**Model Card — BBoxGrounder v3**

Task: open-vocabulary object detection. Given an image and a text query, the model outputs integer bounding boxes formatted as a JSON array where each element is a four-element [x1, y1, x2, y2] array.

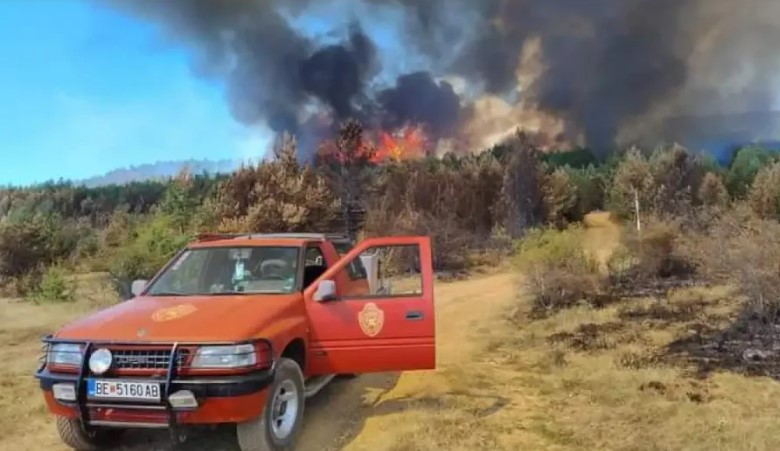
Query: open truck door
[[304, 236, 435, 375]]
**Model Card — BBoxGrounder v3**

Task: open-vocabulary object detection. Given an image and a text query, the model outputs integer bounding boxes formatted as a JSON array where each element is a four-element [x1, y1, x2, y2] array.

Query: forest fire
[[317, 124, 429, 165], [372, 125, 428, 163]]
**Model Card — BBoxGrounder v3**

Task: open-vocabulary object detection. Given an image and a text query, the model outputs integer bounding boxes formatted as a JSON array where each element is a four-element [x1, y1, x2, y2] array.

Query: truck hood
[[54, 294, 303, 342]]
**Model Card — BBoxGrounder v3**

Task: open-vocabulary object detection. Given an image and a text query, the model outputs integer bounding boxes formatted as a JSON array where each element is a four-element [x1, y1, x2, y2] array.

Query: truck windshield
[[145, 246, 299, 296]]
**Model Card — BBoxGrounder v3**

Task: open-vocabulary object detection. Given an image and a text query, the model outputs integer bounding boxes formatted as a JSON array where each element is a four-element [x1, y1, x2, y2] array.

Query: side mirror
[[131, 280, 148, 297], [313, 280, 338, 303]]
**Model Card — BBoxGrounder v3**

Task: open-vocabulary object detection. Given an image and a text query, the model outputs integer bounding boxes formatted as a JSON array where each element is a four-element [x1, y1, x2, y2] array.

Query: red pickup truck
[[35, 233, 436, 451]]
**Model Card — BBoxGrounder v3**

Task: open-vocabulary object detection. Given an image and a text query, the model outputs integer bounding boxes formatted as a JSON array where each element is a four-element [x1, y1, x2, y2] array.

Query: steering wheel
[[260, 259, 289, 280]]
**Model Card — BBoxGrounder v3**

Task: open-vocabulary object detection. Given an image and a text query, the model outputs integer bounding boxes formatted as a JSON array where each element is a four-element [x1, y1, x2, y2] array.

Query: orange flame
[[315, 124, 428, 165], [372, 125, 427, 163]]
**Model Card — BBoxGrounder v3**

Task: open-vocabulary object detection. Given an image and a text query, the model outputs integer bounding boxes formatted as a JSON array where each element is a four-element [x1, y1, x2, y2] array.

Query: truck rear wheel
[[56, 416, 122, 450], [237, 358, 305, 451]]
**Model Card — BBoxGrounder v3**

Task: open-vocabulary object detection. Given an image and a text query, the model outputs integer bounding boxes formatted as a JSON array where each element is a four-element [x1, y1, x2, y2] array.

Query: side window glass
[[333, 241, 367, 281], [339, 244, 422, 298], [303, 246, 327, 289], [305, 247, 326, 267]]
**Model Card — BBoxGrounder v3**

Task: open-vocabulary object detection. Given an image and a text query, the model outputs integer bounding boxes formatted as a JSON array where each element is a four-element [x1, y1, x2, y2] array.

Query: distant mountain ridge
[[80, 158, 243, 187]]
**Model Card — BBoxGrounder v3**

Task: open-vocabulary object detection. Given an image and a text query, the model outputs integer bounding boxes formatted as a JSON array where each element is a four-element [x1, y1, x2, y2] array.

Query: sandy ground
[[0, 270, 519, 451]]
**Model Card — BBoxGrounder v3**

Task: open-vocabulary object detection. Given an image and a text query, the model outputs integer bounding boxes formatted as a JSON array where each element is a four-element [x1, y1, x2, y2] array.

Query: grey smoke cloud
[[104, 0, 780, 155]]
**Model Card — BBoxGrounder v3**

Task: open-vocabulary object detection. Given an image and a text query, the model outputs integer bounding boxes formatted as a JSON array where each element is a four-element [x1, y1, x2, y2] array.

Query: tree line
[[2, 119, 780, 304]]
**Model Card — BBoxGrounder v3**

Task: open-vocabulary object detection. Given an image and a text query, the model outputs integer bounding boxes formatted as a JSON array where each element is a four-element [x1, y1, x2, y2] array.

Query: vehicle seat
[[303, 265, 327, 289]]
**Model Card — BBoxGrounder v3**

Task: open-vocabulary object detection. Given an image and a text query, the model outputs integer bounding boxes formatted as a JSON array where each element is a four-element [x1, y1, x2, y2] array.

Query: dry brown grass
[[334, 214, 780, 450], [0, 273, 119, 450], [335, 278, 780, 451]]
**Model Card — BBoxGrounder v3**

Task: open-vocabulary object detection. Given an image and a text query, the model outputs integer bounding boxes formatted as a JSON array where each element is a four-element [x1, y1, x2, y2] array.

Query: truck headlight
[[47, 343, 83, 367], [191, 344, 256, 369]]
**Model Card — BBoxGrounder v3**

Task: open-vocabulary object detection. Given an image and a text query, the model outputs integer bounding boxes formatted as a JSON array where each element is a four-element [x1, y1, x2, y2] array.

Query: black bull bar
[[35, 336, 276, 441]]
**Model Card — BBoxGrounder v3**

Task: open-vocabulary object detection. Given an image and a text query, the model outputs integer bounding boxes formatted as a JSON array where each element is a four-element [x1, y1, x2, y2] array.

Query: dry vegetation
[[6, 212, 780, 450], [4, 124, 780, 449], [328, 215, 780, 451], [0, 274, 119, 450]]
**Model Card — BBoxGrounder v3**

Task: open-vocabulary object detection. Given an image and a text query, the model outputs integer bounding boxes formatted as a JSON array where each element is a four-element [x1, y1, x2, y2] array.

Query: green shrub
[[565, 165, 606, 221], [541, 147, 598, 169], [725, 145, 776, 198], [515, 227, 603, 314], [71, 219, 101, 264], [28, 265, 77, 304], [542, 168, 577, 227], [102, 208, 135, 249], [0, 212, 80, 289], [109, 214, 191, 283]]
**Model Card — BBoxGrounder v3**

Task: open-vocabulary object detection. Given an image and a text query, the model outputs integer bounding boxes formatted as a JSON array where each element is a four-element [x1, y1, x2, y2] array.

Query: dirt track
[[0, 271, 517, 451]]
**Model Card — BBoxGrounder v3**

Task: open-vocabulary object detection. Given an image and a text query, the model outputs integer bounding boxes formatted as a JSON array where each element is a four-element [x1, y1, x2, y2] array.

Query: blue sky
[[0, 0, 272, 186], [0, 0, 415, 187]]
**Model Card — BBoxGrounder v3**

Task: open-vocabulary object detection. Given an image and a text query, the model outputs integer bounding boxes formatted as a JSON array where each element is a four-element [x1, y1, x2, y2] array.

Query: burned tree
[[496, 131, 546, 237], [316, 119, 376, 238]]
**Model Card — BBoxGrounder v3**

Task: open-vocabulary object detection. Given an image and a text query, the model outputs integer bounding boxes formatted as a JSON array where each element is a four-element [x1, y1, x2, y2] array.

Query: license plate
[[87, 379, 161, 402]]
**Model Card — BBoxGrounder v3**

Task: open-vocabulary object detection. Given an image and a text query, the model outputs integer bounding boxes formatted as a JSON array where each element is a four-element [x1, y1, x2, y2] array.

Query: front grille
[[110, 349, 190, 370]]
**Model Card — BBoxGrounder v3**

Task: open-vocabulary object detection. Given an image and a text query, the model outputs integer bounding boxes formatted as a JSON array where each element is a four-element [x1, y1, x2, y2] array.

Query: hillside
[[79, 158, 242, 187]]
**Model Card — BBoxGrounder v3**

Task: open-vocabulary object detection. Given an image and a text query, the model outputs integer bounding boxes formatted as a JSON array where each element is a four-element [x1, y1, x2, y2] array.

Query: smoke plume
[[104, 0, 780, 158]]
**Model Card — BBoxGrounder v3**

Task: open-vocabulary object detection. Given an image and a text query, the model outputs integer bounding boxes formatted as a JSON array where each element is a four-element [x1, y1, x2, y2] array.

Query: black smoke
[[299, 24, 377, 121], [447, 0, 698, 150], [103, 0, 780, 156], [378, 72, 461, 138], [103, 0, 464, 156], [443, 0, 780, 152]]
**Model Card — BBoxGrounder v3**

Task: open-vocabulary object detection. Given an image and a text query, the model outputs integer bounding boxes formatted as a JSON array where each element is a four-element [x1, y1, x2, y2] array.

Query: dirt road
[[0, 271, 520, 451]]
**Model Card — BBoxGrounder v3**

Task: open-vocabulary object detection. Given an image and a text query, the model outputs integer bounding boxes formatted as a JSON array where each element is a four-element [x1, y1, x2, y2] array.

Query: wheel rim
[[269, 379, 299, 440]]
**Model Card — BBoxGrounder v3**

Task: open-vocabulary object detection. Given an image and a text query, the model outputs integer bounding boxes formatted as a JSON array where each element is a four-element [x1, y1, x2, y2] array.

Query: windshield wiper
[[149, 291, 186, 297]]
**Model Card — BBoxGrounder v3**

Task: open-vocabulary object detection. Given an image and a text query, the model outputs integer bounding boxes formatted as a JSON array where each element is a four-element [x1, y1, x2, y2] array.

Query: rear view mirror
[[313, 280, 337, 302], [131, 280, 148, 297]]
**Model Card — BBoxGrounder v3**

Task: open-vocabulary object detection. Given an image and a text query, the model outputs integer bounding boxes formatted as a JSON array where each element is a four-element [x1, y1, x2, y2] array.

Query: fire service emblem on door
[[358, 302, 385, 337]]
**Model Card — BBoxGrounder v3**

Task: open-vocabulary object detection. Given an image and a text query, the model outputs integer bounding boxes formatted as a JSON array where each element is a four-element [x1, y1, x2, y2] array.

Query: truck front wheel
[[56, 416, 122, 450], [237, 358, 305, 451]]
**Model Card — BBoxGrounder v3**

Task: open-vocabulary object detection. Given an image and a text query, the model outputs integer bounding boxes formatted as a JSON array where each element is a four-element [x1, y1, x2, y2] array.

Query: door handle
[[405, 310, 424, 321]]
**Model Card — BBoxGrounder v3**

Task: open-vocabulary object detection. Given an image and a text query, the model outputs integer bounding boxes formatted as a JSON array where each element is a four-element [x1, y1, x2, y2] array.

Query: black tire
[[237, 358, 305, 451], [56, 416, 123, 450]]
